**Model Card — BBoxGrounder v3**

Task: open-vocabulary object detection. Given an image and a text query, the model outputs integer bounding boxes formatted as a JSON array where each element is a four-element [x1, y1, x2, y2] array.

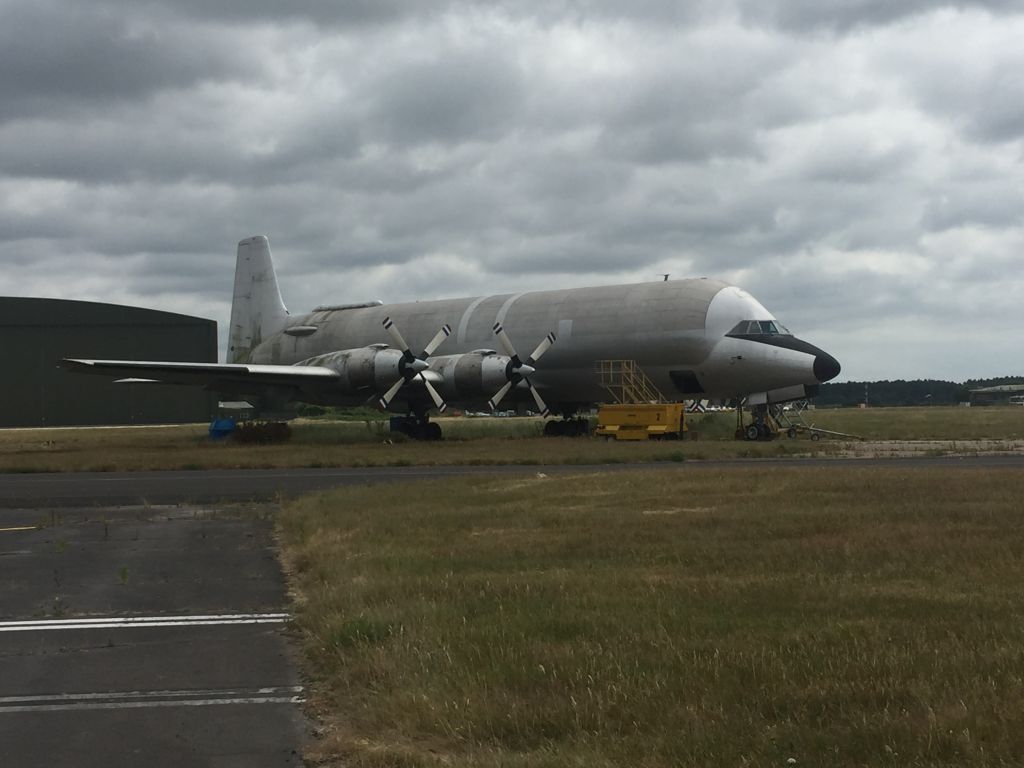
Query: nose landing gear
[[736, 404, 778, 441], [735, 400, 862, 442]]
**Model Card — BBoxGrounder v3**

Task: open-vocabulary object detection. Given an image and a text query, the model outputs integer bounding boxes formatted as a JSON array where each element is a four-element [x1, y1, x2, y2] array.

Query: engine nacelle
[[296, 348, 530, 406], [298, 345, 408, 394], [428, 352, 515, 400]]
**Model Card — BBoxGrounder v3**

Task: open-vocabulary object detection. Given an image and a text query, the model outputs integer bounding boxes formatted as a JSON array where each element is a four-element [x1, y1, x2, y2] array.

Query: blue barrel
[[208, 418, 237, 440]]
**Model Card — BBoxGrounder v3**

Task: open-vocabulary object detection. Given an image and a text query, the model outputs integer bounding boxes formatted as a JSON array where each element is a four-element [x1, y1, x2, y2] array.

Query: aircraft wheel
[[425, 422, 443, 441], [745, 424, 760, 441], [787, 427, 798, 439], [544, 420, 561, 437], [810, 432, 821, 442]]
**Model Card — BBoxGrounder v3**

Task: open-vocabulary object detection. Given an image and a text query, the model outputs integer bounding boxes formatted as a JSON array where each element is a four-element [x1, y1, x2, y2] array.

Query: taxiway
[[0, 503, 306, 767]]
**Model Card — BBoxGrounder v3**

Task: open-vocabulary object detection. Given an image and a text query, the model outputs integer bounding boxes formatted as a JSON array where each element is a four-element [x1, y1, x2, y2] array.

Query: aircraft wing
[[61, 358, 339, 394]]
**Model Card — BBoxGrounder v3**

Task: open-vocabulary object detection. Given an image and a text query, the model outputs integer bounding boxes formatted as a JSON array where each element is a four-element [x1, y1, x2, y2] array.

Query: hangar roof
[[0, 296, 214, 326]]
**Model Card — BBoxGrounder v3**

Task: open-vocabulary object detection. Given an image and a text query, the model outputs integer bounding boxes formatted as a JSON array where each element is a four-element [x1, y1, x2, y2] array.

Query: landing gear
[[735, 403, 778, 441], [389, 414, 443, 441]]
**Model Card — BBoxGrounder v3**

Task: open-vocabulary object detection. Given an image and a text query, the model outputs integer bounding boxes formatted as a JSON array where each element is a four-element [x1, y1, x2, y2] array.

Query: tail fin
[[228, 235, 289, 363]]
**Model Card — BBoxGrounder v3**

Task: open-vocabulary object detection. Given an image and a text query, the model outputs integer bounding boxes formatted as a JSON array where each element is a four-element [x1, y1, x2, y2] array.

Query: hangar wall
[[969, 384, 1024, 407], [0, 297, 217, 427]]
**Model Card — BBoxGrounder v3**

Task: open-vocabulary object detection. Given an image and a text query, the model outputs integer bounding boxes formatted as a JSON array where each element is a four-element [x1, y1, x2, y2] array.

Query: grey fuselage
[[245, 279, 840, 411]]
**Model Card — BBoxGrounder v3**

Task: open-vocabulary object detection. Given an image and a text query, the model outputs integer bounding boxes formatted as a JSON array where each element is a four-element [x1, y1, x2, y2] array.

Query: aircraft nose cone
[[813, 351, 841, 382]]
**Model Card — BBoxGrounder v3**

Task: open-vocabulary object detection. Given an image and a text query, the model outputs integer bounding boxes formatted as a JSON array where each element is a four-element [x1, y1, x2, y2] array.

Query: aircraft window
[[728, 320, 792, 336]]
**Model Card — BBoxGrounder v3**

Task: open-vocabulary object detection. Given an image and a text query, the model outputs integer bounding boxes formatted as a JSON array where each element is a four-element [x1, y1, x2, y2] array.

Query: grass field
[[280, 466, 1024, 767], [0, 407, 1022, 473], [798, 405, 1024, 440]]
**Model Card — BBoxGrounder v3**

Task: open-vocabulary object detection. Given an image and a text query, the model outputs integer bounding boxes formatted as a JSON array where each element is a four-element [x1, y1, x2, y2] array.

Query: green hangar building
[[0, 297, 217, 427]]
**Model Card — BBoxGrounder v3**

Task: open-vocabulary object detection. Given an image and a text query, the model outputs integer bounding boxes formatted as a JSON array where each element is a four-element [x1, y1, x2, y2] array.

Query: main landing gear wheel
[[389, 415, 443, 441], [544, 418, 590, 437]]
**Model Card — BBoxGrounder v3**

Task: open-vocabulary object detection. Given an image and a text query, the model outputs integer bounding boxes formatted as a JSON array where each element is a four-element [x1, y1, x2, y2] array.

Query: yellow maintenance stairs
[[594, 360, 687, 441]]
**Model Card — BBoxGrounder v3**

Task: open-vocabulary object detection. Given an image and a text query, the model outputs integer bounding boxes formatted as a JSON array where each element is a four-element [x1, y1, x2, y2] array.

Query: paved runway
[[1, 453, 1023, 508], [0, 504, 307, 767]]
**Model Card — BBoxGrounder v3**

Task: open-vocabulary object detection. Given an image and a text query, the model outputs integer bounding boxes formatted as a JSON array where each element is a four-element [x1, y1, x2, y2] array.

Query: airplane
[[64, 235, 841, 440]]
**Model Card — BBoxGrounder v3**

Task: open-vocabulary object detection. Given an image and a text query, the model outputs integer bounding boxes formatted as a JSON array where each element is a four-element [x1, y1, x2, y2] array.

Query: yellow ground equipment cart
[[594, 360, 688, 441], [596, 402, 687, 441]]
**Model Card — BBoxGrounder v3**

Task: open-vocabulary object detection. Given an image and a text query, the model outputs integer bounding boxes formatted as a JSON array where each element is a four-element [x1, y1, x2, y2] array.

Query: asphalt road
[[1, 453, 1023, 508], [0, 504, 307, 767]]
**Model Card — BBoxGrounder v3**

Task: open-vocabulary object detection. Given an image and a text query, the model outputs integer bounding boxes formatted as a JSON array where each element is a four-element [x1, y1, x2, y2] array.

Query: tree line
[[816, 377, 1024, 407]]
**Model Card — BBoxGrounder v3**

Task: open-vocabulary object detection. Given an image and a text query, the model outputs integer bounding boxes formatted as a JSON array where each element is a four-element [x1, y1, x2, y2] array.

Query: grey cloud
[[0, 1, 259, 122], [2, 1, 1023, 381], [736, 0, 1024, 33], [361, 49, 527, 148], [922, 185, 1024, 232], [113, 0, 451, 28], [599, 120, 760, 164], [102, 0, 719, 29], [797, 141, 915, 185], [920, 59, 1024, 145]]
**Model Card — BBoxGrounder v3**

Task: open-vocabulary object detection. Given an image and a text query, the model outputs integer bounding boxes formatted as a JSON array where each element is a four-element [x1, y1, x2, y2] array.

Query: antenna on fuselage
[[660, 274, 669, 282]]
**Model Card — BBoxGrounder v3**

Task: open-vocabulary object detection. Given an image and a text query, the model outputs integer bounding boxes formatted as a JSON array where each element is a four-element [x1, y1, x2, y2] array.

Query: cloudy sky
[[2, 1, 1022, 381]]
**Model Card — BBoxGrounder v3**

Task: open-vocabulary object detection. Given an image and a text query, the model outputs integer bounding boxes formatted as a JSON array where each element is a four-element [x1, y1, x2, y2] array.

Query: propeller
[[377, 317, 451, 412], [487, 322, 556, 416]]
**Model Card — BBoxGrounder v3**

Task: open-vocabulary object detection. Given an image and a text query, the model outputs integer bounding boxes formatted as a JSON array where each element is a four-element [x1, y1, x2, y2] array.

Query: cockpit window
[[728, 320, 791, 336]]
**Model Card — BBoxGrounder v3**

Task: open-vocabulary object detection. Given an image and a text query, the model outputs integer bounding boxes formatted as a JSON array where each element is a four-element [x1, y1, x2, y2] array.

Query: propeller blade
[[377, 377, 405, 410], [525, 378, 551, 417], [492, 322, 519, 360], [487, 380, 514, 411], [526, 332, 556, 365], [418, 374, 447, 413], [383, 317, 411, 355], [423, 324, 452, 357]]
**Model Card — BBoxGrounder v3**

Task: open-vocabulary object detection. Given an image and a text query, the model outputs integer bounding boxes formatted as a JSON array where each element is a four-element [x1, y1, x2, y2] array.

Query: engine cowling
[[427, 352, 516, 401], [294, 347, 540, 408], [297, 345, 409, 395]]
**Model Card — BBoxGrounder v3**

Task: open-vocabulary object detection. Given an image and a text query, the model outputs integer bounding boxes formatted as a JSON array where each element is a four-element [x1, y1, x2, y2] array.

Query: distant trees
[[816, 377, 1024, 407]]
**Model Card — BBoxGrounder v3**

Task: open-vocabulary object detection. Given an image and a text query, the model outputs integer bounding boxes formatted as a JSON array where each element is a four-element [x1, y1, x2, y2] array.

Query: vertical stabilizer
[[228, 235, 289, 363]]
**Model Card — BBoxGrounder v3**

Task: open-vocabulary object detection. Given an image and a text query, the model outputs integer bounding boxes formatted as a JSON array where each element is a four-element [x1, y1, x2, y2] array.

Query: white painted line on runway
[[0, 612, 290, 633], [0, 686, 305, 713], [0, 685, 303, 704], [0, 525, 37, 532]]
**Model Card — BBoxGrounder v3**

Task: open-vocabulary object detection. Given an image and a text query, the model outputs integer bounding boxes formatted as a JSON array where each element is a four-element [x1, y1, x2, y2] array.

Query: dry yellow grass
[[279, 466, 1024, 767], [1, 407, 1022, 473], [0, 416, 824, 473]]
